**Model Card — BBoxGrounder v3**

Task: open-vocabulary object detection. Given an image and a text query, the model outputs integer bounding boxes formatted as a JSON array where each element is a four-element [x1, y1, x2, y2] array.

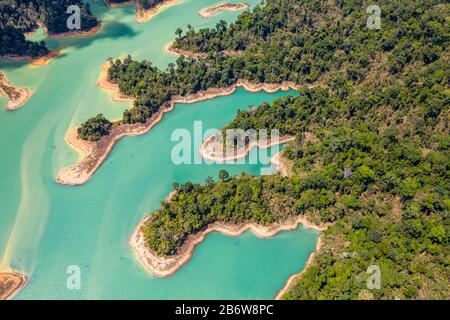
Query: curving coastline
[[45, 23, 102, 39], [274, 235, 324, 300], [269, 151, 292, 177], [103, 0, 135, 8], [199, 2, 249, 18], [2, 22, 101, 67], [56, 63, 298, 185], [0, 72, 32, 110], [164, 42, 208, 58], [164, 42, 243, 58], [3, 50, 61, 67], [200, 133, 295, 163], [0, 271, 27, 300], [130, 199, 328, 278], [136, 0, 183, 23]]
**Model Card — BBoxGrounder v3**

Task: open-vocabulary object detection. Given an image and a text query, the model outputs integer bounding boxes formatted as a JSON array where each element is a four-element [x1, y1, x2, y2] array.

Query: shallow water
[[0, 0, 319, 299]]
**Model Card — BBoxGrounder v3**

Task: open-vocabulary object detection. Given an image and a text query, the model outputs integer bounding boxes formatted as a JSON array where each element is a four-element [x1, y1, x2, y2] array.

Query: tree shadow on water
[[60, 20, 140, 51]]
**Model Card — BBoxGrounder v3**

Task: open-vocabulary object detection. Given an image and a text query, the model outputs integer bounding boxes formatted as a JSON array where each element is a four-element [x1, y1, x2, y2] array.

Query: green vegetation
[[78, 0, 448, 142], [0, 25, 48, 58], [146, 54, 449, 298], [77, 114, 112, 141], [0, 0, 98, 58], [133, 0, 450, 299], [144, 173, 302, 256]]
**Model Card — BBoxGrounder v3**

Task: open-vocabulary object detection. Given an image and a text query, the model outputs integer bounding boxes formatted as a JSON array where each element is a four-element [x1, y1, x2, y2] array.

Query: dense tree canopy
[[130, 0, 450, 299], [145, 54, 449, 299], [0, 25, 48, 58], [79, 0, 448, 141], [57, 0, 450, 299], [0, 0, 98, 58]]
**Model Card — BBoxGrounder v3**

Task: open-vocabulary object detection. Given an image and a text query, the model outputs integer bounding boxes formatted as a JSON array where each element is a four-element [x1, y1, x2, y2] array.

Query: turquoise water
[[0, 0, 319, 299]]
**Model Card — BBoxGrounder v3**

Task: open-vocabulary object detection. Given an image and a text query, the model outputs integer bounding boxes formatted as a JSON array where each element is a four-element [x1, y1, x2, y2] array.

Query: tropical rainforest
[[98, 0, 449, 299], [7, 0, 446, 299], [0, 0, 98, 58]]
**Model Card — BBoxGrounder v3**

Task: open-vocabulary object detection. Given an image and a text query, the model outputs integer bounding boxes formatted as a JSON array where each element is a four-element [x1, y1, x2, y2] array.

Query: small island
[[0, 72, 32, 110], [0, 271, 27, 300], [199, 2, 248, 18]]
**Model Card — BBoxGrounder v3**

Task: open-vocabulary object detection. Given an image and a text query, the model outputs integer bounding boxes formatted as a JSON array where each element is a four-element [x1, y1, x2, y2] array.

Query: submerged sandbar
[[0, 271, 27, 300]]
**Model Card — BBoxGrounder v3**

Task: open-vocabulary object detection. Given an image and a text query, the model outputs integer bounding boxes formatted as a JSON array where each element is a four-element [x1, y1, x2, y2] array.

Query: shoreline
[[44, 23, 102, 39], [56, 64, 298, 186], [164, 42, 208, 59], [164, 42, 243, 58], [2, 49, 61, 67], [269, 151, 292, 176], [274, 235, 324, 300], [0, 72, 32, 110], [130, 206, 328, 278], [136, 0, 183, 23], [200, 134, 295, 163], [1, 22, 102, 67], [199, 2, 248, 18], [103, 0, 135, 9], [0, 271, 27, 300]]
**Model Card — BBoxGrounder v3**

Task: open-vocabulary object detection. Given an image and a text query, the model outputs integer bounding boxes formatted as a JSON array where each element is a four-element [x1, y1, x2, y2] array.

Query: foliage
[[0, 0, 98, 57], [77, 114, 112, 141]]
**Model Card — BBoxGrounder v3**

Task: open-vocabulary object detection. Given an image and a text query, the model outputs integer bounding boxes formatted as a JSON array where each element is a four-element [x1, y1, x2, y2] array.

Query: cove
[[0, 0, 319, 299]]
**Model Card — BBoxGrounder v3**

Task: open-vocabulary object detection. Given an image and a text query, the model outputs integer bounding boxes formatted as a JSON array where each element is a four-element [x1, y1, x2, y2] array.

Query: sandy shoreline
[[164, 42, 243, 59], [199, 2, 248, 18], [270, 151, 292, 176], [2, 50, 61, 67], [1, 22, 101, 67], [0, 271, 27, 300], [0, 72, 32, 110], [274, 235, 324, 299], [164, 42, 208, 58], [200, 134, 295, 163], [45, 23, 102, 39], [103, 0, 135, 8], [56, 63, 298, 185], [130, 205, 328, 278], [136, 0, 183, 23]]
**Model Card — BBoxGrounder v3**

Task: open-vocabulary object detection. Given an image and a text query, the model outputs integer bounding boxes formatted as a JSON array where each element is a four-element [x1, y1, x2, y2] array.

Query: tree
[[218, 170, 230, 182], [175, 27, 182, 38]]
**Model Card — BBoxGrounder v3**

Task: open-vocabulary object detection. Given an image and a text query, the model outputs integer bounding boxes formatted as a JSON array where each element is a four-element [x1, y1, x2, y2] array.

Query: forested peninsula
[[0, 0, 99, 60]]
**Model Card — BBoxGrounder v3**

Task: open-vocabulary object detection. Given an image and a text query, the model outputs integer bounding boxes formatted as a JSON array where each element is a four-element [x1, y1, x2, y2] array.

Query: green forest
[[9, 0, 446, 299], [131, 0, 449, 299], [0, 0, 98, 58], [144, 55, 449, 299], [78, 0, 448, 142]]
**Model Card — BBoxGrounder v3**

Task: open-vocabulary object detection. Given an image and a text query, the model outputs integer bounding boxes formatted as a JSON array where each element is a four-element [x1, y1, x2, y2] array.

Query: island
[[0, 271, 27, 300], [199, 2, 248, 18], [0, 72, 32, 110]]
